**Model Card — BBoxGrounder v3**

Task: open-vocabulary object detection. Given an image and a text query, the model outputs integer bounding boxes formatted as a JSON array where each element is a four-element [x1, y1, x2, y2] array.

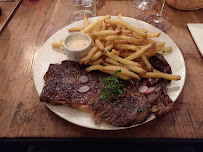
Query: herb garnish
[[137, 108, 143, 113], [99, 70, 123, 100]]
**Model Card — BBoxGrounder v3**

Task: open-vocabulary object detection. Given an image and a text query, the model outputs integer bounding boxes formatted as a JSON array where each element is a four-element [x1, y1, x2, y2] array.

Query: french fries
[[84, 16, 88, 27], [102, 65, 141, 80], [91, 30, 120, 37], [105, 35, 140, 44], [80, 46, 98, 64], [105, 57, 120, 66], [140, 72, 181, 81], [147, 32, 161, 38], [141, 55, 153, 71], [105, 50, 140, 67], [90, 44, 114, 61], [125, 43, 152, 60], [52, 40, 63, 48], [105, 19, 147, 37], [114, 44, 139, 51], [95, 38, 104, 50], [86, 64, 103, 72], [81, 14, 111, 33], [118, 13, 122, 20], [55, 15, 181, 81], [68, 27, 85, 32]]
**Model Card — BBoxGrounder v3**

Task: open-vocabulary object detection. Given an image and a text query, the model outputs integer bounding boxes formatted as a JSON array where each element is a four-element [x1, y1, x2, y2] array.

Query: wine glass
[[132, 0, 157, 10], [143, 0, 170, 31], [62, 0, 97, 23]]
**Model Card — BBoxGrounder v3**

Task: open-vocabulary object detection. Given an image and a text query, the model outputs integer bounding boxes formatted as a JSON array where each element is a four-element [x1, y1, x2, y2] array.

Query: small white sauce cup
[[63, 32, 91, 62]]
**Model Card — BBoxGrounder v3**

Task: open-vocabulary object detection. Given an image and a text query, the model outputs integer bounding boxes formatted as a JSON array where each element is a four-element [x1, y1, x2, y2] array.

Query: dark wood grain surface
[[0, 0, 203, 138], [0, 1, 21, 33]]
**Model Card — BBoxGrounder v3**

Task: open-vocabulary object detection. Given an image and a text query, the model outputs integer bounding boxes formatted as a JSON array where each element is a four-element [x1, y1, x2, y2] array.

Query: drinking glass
[[132, 0, 157, 10], [62, 0, 97, 23], [143, 0, 170, 31]]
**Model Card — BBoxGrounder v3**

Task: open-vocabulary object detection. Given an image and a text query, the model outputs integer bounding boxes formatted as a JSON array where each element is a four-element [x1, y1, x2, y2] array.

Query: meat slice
[[149, 54, 172, 74], [89, 78, 176, 127], [40, 54, 177, 127], [40, 61, 108, 111]]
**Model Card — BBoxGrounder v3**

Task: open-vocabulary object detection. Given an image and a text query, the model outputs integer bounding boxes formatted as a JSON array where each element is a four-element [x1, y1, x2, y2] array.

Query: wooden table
[[0, 0, 22, 33], [0, 0, 203, 139]]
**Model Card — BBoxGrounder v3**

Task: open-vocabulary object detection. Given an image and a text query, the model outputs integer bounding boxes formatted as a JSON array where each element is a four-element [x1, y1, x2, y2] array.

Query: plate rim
[[34, 16, 186, 130]]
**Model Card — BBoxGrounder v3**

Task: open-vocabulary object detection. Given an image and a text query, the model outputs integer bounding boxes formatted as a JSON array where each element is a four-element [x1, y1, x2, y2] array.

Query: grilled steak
[[40, 54, 176, 127], [40, 61, 108, 111]]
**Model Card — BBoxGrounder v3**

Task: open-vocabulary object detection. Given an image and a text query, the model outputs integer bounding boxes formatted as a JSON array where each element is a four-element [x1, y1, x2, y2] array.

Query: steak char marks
[[40, 54, 176, 127], [40, 61, 108, 111]]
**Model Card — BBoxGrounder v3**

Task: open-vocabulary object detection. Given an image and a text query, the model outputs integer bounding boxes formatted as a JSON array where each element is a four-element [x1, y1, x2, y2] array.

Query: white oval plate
[[34, 16, 186, 130]]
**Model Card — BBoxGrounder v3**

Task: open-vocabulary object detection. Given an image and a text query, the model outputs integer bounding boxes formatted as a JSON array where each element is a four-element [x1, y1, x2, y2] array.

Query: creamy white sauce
[[67, 36, 89, 51]]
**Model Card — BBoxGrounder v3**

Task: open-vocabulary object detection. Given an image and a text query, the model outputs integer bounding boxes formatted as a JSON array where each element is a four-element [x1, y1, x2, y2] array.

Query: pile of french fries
[[53, 14, 181, 81]]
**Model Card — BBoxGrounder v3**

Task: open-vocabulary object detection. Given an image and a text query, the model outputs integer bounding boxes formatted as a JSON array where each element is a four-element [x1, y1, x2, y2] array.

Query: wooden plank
[[0, 1, 21, 33], [0, 0, 57, 137], [1, 0, 203, 138]]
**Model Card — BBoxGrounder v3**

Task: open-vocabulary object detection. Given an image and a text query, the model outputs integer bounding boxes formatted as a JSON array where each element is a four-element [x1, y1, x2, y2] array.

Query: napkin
[[187, 23, 203, 57]]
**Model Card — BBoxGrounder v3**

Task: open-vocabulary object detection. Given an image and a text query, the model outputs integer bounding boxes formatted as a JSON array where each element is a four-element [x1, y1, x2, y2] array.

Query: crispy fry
[[84, 16, 88, 27], [95, 39, 104, 50], [52, 41, 63, 48], [91, 51, 103, 61], [118, 12, 122, 20], [113, 40, 134, 45], [115, 26, 121, 31], [79, 56, 88, 64], [68, 27, 85, 32], [122, 64, 146, 74], [153, 69, 161, 73], [105, 35, 140, 44], [104, 40, 112, 47], [81, 15, 111, 33], [156, 41, 166, 47], [147, 32, 161, 38], [92, 30, 120, 37], [105, 50, 140, 67], [101, 20, 107, 30], [101, 62, 112, 66], [125, 43, 152, 60], [92, 24, 102, 32], [102, 65, 141, 80], [89, 36, 96, 47], [105, 57, 120, 65], [104, 44, 114, 52], [80, 46, 98, 64], [158, 50, 163, 54], [90, 44, 114, 61], [138, 28, 148, 33], [105, 19, 147, 37], [86, 64, 103, 72], [119, 51, 134, 58], [144, 50, 158, 58], [163, 46, 172, 52], [141, 72, 181, 80], [90, 58, 104, 65], [141, 55, 153, 71], [121, 30, 133, 35], [114, 44, 139, 51], [140, 37, 155, 45], [156, 46, 172, 52], [111, 49, 120, 56]]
